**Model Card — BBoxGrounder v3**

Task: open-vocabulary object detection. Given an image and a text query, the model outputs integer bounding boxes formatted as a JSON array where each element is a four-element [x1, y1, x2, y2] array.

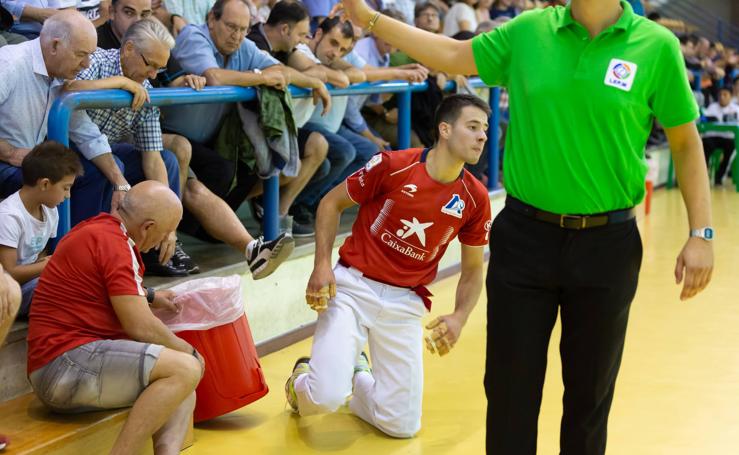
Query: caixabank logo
[[381, 217, 434, 261]]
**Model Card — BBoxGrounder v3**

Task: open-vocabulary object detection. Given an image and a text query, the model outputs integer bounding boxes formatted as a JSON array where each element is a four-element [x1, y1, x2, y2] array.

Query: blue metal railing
[[48, 78, 501, 240]]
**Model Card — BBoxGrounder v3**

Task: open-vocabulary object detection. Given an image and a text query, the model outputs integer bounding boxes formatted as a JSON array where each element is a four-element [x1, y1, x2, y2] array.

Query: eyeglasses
[[222, 21, 249, 36], [139, 51, 167, 74]]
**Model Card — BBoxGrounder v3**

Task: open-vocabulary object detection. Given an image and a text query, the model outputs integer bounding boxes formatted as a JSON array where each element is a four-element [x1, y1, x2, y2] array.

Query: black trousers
[[485, 206, 643, 455], [702, 136, 734, 184], [178, 138, 259, 240]]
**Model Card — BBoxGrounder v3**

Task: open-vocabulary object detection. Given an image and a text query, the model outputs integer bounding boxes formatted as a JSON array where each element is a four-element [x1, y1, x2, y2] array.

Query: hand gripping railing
[[47, 78, 501, 240]]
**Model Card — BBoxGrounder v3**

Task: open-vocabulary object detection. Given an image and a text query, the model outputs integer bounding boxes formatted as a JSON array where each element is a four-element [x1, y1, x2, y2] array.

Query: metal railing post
[[47, 96, 75, 238], [487, 87, 501, 190], [262, 176, 280, 240], [397, 88, 412, 150]]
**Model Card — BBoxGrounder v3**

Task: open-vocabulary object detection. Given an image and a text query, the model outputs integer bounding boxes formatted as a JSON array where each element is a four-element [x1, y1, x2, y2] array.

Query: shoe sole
[[252, 236, 296, 280], [291, 231, 315, 238]]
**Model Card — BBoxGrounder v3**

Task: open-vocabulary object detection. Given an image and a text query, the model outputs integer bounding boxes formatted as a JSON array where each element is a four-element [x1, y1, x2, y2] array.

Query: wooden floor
[[187, 187, 739, 455]]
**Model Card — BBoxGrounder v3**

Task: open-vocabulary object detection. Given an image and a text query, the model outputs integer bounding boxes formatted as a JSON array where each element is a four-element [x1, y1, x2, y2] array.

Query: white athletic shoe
[[246, 233, 295, 280]]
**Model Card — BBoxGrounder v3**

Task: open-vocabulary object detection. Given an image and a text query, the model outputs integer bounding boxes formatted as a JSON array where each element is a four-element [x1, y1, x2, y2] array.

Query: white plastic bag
[[153, 275, 244, 332]]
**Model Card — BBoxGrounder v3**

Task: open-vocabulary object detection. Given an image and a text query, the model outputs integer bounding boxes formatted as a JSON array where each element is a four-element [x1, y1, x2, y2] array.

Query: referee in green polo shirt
[[338, 0, 714, 454]]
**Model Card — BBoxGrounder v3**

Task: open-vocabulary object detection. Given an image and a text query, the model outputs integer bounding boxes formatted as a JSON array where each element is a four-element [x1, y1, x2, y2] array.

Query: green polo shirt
[[472, 1, 698, 214]]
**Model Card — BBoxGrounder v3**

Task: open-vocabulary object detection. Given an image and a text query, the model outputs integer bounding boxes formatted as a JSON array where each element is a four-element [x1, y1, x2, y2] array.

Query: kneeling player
[[285, 94, 493, 438]]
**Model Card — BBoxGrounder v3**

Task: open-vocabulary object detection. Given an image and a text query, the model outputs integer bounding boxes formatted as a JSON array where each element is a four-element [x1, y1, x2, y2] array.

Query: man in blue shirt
[[162, 0, 324, 231]]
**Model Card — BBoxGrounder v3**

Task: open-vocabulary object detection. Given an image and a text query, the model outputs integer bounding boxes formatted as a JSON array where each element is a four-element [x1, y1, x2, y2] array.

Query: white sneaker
[[245, 233, 295, 280]]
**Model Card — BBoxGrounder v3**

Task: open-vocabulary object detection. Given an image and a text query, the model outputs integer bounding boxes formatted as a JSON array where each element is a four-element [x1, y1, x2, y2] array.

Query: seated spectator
[[301, 0, 339, 33], [489, 0, 517, 20], [162, 0, 324, 236], [163, 0, 213, 26], [0, 0, 60, 39], [0, 11, 130, 226], [0, 3, 26, 46], [54, 0, 110, 27], [94, 0, 203, 196], [27, 181, 202, 455], [0, 264, 21, 451], [249, 7, 361, 229], [443, 0, 478, 37], [0, 142, 82, 319], [702, 86, 738, 185], [476, 0, 492, 23], [295, 17, 385, 222], [65, 18, 195, 276], [161, 0, 260, 36], [96, 0, 153, 49], [92, 0, 293, 275], [246, 0, 332, 236], [380, 0, 414, 24], [348, 8, 428, 149]]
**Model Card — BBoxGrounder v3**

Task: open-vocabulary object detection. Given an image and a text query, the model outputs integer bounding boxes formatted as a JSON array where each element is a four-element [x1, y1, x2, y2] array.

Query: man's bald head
[[119, 181, 182, 253], [40, 10, 98, 80]]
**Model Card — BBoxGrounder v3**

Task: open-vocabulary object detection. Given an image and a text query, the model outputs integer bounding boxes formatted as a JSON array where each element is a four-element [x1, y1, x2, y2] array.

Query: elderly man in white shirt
[[0, 10, 130, 225]]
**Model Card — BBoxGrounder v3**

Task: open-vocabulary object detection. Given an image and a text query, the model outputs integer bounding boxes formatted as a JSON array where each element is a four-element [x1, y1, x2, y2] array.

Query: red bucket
[[177, 313, 269, 422]]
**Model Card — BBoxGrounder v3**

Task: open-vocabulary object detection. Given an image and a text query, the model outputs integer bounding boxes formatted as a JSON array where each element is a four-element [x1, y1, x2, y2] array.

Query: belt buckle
[[560, 214, 586, 229]]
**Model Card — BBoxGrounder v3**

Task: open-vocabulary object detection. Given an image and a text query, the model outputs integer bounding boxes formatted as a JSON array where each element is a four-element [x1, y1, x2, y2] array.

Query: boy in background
[[0, 141, 83, 317]]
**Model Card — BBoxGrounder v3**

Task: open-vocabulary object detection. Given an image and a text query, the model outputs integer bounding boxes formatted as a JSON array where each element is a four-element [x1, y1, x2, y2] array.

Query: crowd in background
[[0, 0, 736, 288]]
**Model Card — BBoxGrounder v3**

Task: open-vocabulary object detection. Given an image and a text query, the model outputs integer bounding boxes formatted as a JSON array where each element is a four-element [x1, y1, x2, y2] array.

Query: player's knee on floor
[[307, 379, 350, 413], [374, 416, 421, 439]]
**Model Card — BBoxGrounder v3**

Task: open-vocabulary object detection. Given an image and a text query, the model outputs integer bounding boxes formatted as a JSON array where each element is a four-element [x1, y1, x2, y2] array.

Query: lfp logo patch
[[441, 194, 465, 219], [604, 58, 638, 92]]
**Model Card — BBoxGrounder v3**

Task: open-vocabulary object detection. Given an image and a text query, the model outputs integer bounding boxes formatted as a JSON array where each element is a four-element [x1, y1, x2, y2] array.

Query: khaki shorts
[[29, 339, 163, 413]]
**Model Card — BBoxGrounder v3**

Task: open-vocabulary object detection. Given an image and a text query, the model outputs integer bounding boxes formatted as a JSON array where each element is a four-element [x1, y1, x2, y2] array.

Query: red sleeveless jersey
[[339, 148, 492, 288]]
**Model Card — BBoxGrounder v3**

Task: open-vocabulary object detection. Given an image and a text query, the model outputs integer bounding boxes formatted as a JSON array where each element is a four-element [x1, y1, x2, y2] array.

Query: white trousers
[[294, 264, 426, 438]]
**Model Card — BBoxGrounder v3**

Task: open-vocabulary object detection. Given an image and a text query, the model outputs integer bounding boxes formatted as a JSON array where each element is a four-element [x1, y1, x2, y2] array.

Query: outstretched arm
[[339, 0, 477, 75]]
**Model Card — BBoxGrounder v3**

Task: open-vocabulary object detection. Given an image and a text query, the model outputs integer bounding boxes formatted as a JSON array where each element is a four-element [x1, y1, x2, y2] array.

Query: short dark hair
[[434, 94, 491, 133], [22, 141, 84, 186], [317, 16, 355, 41], [210, 0, 250, 20], [266, 1, 309, 27], [414, 2, 440, 19], [380, 8, 406, 23]]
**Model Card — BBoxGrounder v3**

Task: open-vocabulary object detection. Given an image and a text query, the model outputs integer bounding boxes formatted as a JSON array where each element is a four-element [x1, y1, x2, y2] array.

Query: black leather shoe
[[141, 250, 188, 277], [171, 241, 200, 274]]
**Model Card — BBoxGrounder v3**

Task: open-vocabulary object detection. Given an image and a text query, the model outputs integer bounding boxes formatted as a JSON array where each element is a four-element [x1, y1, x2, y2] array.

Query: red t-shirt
[[27, 214, 146, 374], [339, 148, 492, 288]]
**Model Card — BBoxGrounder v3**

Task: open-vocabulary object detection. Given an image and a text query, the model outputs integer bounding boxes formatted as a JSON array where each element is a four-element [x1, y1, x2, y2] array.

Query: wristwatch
[[689, 227, 714, 241], [146, 287, 156, 304], [114, 184, 131, 192]]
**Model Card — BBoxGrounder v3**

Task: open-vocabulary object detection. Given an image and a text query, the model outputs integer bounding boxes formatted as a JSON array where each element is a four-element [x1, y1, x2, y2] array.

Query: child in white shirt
[[0, 141, 83, 317]]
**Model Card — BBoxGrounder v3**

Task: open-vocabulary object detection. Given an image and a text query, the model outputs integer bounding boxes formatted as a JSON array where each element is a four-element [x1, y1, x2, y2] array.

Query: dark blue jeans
[[296, 123, 377, 207], [335, 125, 378, 185], [296, 123, 355, 208], [111, 144, 181, 198]]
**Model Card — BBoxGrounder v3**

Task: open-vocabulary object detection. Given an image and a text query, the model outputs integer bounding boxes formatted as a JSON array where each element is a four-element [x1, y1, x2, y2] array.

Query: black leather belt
[[505, 196, 635, 230]]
